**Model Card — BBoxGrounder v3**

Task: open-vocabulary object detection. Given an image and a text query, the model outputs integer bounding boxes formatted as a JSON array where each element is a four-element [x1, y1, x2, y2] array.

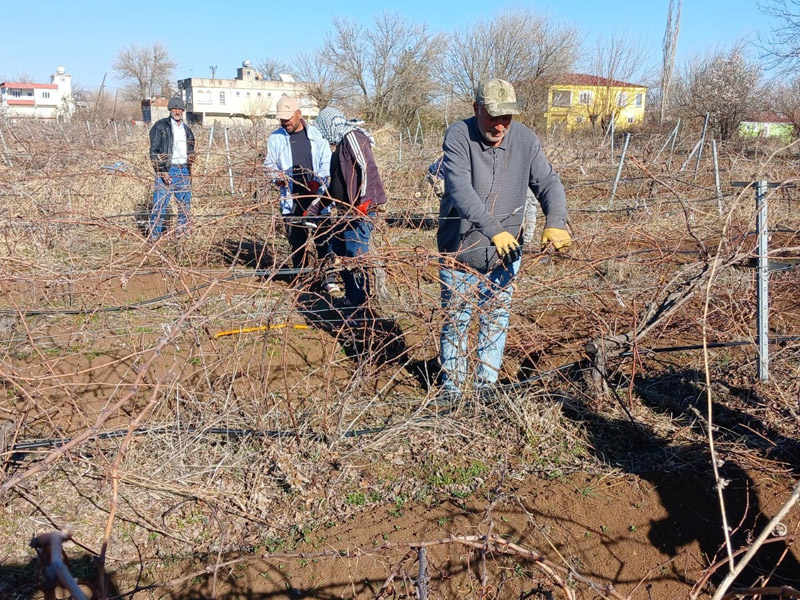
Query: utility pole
[[209, 66, 217, 80]]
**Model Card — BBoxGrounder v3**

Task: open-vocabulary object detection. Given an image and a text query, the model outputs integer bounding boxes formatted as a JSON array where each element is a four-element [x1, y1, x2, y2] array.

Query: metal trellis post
[[224, 127, 235, 195], [608, 133, 630, 208], [693, 112, 709, 180], [0, 124, 11, 167], [204, 125, 215, 175], [756, 180, 769, 382], [712, 139, 722, 214]]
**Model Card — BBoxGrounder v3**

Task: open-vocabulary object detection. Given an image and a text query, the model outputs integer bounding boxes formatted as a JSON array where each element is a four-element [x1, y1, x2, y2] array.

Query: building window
[[11, 90, 21, 98], [617, 92, 628, 107], [257, 92, 261, 96], [627, 116, 635, 124], [579, 91, 592, 104], [576, 115, 584, 123], [635, 93, 643, 107], [220, 91, 226, 104], [552, 90, 571, 107], [236, 91, 240, 97], [42, 92, 50, 99]]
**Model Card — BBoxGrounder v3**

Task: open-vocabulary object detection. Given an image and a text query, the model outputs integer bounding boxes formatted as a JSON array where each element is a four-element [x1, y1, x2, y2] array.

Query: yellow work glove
[[491, 231, 520, 257], [541, 227, 571, 252]]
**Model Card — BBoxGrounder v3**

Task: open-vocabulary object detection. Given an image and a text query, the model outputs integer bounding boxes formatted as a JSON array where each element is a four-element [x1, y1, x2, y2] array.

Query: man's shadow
[[219, 238, 282, 274], [558, 367, 800, 592], [295, 287, 411, 367], [220, 239, 415, 368], [0, 554, 120, 600]]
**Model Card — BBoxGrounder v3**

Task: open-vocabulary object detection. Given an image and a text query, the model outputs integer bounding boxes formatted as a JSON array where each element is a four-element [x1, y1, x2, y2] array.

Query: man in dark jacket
[[148, 97, 195, 239], [437, 79, 571, 403]]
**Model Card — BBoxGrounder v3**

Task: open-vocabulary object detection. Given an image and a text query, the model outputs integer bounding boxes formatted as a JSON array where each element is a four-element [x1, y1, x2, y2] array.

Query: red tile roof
[[743, 112, 792, 124], [0, 82, 58, 90], [7, 99, 35, 105], [546, 73, 645, 88]]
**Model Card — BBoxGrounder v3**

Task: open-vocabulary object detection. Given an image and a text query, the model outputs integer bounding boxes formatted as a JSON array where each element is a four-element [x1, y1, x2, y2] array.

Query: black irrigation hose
[[7, 335, 798, 458], [0, 245, 711, 317], [2, 242, 796, 318], [8, 422, 400, 455], [623, 335, 800, 356], [0, 267, 315, 317]]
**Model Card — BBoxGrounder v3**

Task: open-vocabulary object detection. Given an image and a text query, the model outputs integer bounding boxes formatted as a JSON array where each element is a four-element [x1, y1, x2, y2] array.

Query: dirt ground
[[150, 466, 798, 600]]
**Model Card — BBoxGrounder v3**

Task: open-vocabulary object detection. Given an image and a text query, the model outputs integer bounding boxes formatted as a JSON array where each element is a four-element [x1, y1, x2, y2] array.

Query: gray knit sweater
[[437, 116, 568, 272]]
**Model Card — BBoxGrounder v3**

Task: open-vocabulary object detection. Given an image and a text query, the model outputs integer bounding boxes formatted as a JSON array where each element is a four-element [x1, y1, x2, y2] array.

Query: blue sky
[[0, 0, 777, 89]]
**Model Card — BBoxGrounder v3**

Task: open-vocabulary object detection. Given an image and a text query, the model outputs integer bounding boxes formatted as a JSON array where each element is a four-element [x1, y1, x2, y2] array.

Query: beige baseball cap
[[275, 95, 300, 119], [475, 79, 520, 117]]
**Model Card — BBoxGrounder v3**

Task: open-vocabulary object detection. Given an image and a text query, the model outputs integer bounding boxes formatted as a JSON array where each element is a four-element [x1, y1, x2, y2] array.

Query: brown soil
[[148, 465, 800, 599]]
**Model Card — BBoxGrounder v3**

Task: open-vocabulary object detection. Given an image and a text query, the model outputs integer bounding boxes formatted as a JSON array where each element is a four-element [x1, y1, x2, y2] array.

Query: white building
[[177, 61, 318, 125], [0, 66, 73, 120]]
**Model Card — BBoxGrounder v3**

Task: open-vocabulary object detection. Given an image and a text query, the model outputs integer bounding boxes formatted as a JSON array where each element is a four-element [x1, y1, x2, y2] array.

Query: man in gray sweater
[[437, 78, 571, 402]]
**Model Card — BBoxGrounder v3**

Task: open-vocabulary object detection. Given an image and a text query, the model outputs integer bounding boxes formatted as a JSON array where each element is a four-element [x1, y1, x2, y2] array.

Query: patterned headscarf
[[315, 106, 375, 147]]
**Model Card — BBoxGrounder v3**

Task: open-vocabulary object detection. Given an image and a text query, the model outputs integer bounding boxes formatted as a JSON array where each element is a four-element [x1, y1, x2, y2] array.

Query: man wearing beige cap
[[264, 95, 338, 293], [436, 78, 571, 404]]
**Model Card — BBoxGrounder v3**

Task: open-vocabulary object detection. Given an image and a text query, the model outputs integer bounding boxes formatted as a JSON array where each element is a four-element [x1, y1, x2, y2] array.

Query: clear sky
[[0, 0, 778, 89]]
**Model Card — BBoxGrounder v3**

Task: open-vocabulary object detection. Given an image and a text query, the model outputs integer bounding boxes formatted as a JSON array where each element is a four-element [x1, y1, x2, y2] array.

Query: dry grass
[[0, 118, 798, 599]]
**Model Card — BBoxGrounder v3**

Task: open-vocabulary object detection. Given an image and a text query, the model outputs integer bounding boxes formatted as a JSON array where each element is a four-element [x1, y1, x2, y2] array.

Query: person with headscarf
[[310, 107, 387, 310]]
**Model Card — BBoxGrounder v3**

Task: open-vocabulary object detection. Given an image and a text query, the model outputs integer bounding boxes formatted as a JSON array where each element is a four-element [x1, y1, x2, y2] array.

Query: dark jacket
[[149, 117, 196, 174], [328, 130, 387, 209]]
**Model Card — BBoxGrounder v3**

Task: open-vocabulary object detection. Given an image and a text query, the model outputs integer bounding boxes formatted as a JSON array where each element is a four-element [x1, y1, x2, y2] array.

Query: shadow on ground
[[559, 367, 800, 592], [0, 554, 119, 600]]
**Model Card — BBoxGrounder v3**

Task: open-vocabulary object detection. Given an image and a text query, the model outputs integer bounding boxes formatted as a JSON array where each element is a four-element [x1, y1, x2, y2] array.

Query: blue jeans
[[329, 216, 374, 306], [150, 165, 191, 239], [439, 257, 520, 395]]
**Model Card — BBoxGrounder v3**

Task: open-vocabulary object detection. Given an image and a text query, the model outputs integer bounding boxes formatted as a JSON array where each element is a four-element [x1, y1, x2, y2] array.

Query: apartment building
[[0, 66, 74, 119], [177, 61, 317, 124]]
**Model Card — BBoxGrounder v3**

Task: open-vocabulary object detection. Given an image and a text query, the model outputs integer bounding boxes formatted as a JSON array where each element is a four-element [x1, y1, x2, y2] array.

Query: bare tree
[[255, 58, 289, 81], [765, 76, 800, 138], [673, 43, 761, 140], [320, 12, 443, 125], [661, 0, 682, 125], [440, 7, 581, 114], [759, 0, 800, 71], [579, 31, 653, 131], [112, 42, 177, 101], [295, 50, 349, 109], [7, 72, 36, 83]]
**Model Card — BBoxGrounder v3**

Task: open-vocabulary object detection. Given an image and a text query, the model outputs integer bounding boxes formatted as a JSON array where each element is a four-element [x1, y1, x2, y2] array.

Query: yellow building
[[544, 74, 647, 132]]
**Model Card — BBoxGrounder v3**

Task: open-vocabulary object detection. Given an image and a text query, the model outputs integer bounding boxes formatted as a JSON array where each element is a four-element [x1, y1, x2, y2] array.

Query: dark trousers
[[329, 215, 374, 306], [284, 206, 335, 286]]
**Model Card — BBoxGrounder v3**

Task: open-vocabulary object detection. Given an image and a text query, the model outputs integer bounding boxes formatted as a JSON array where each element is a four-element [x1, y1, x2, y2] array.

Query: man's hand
[[307, 179, 320, 195], [303, 198, 323, 218], [187, 153, 196, 166], [159, 173, 172, 187], [491, 231, 521, 258], [272, 173, 288, 188], [541, 227, 571, 252], [354, 198, 373, 216]]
